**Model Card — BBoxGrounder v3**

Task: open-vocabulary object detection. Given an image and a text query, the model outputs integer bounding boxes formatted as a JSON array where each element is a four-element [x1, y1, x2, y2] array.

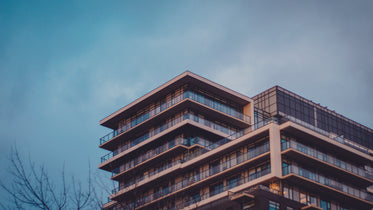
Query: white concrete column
[[269, 122, 282, 178]]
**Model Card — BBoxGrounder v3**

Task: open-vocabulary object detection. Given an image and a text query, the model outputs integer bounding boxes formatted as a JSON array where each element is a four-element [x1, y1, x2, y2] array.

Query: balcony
[[110, 140, 270, 207], [99, 90, 251, 146], [282, 164, 373, 204], [101, 120, 273, 209], [109, 126, 265, 197], [100, 111, 241, 164], [281, 139, 373, 183], [279, 115, 371, 155], [111, 137, 213, 180], [175, 175, 268, 210], [230, 185, 322, 210], [134, 162, 270, 210]]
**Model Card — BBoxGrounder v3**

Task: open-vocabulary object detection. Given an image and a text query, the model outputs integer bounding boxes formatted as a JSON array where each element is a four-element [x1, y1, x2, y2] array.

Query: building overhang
[[229, 192, 255, 203]]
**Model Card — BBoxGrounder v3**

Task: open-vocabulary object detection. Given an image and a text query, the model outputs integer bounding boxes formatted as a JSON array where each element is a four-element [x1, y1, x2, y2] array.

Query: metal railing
[[103, 118, 274, 208], [282, 139, 373, 180], [100, 111, 241, 163], [279, 114, 371, 154], [112, 137, 213, 177], [128, 163, 270, 210], [283, 164, 373, 202], [110, 118, 271, 195], [100, 90, 251, 145], [111, 141, 270, 209]]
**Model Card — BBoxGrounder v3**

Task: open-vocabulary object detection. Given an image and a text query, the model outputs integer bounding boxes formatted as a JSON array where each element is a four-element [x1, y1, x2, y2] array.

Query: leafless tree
[[0, 146, 103, 210]]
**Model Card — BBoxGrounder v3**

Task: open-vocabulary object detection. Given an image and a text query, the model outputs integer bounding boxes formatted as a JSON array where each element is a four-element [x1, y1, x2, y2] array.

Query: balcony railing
[[112, 137, 213, 177], [184, 91, 250, 122], [102, 119, 274, 208], [110, 132, 247, 191], [120, 175, 271, 210], [110, 118, 271, 195], [123, 162, 270, 210], [174, 173, 271, 210], [111, 124, 265, 193], [283, 164, 373, 203], [111, 141, 270, 208], [101, 111, 240, 163], [100, 90, 251, 145], [279, 114, 371, 155], [282, 139, 373, 180]]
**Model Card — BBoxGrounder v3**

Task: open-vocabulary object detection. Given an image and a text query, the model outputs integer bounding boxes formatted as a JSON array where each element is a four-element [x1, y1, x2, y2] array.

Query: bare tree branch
[[0, 146, 103, 209]]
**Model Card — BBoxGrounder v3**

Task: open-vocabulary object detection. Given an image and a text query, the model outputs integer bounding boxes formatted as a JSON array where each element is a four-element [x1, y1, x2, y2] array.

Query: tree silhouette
[[0, 147, 102, 209]]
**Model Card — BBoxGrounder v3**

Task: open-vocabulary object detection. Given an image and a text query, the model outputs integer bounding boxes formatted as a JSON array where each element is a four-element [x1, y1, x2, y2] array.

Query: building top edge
[[100, 71, 253, 128], [253, 85, 373, 132]]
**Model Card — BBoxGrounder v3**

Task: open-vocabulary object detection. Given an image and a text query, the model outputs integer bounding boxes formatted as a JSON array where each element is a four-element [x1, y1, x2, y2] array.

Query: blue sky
[[1, 0, 373, 205]]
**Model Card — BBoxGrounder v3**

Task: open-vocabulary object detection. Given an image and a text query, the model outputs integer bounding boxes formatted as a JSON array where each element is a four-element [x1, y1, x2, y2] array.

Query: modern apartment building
[[98, 71, 373, 210]]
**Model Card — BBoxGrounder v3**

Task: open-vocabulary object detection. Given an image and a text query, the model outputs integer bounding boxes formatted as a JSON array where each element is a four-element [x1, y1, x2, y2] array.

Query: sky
[[1, 0, 373, 206]]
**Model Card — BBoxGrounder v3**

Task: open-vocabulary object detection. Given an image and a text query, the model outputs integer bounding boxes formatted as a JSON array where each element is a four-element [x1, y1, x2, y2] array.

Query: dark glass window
[[269, 201, 280, 210], [320, 200, 331, 210], [210, 182, 224, 196], [227, 175, 240, 189]]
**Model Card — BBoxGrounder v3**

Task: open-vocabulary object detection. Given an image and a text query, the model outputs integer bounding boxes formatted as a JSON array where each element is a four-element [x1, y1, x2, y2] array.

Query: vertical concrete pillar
[[269, 122, 282, 178], [243, 103, 255, 125]]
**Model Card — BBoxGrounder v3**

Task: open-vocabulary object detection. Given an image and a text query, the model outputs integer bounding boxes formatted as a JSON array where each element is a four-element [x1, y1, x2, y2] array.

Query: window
[[309, 194, 317, 206], [209, 160, 220, 175], [320, 200, 331, 210], [269, 201, 280, 210], [227, 175, 240, 189], [283, 185, 293, 200], [190, 192, 200, 204], [210, 182, 224, 196], [249, 168, 256, 180], [282, 162, 289, 175]]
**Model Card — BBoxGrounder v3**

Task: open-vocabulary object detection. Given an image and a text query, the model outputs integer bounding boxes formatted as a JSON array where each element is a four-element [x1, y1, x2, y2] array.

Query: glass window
[[269, 201, 280, 210], [309, 194, 317, 206], [249, 168, 256, 180], [320, 200, 331, 210], [227, 175, 240, 189], [190, 192, 200, 204], [209, 161, 220, 175], [210, 182, 224, 196], [283, 186, 290, 199]]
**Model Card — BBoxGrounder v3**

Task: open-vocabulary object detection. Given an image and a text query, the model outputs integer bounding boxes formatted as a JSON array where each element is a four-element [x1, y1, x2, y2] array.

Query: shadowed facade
[[98, 71, 373, 210]]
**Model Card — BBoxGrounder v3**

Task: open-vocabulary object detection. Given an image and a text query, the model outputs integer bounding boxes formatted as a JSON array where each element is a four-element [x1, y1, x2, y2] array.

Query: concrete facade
[[99, 71, 373, 210]]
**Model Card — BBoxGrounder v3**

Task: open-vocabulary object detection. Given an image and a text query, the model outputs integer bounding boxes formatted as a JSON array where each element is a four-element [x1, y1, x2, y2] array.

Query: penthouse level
[[99, 71, 253, 151]]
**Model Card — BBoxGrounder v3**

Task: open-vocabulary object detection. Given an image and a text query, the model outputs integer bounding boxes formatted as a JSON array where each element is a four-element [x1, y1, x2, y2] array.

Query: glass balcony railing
[[100, 90, 251, 145], [101, 111, 240, 163], [111, 140, 270, 207], [112, 137, 214, 177], [184, 91, 250, 122], [279, 115, 371, 154], [174, 174, 271, 210], [104, 119, 272, 208], [282, 164, 373, 203], [119, 159, 270, 210], [121, 175, 272, 210], [281, 139, 373, 180], [112, 127, 260, 192]]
